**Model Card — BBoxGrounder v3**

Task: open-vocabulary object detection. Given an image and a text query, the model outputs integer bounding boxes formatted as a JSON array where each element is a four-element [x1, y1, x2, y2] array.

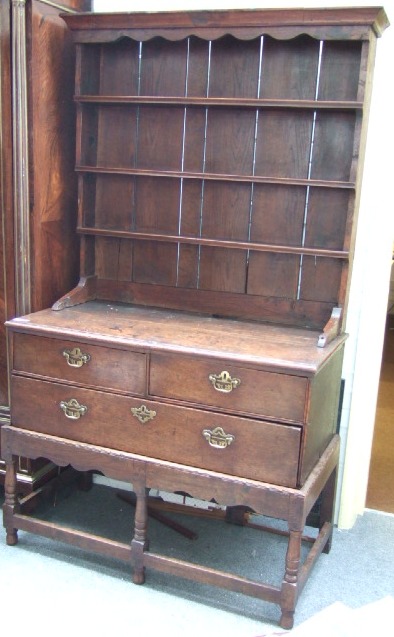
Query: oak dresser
[[2, 7, 389, 629]]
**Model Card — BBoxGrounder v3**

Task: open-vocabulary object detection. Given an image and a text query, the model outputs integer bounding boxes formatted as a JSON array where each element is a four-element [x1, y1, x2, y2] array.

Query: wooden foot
[[132, 569, 146, 585], [6, 529, 18, 546], [279, 610, 294, 630]]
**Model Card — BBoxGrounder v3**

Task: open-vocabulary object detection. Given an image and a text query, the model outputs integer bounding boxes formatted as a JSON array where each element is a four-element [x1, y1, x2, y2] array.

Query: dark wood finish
[[0, 0, 91, 490], [3, 7, 388, 630]]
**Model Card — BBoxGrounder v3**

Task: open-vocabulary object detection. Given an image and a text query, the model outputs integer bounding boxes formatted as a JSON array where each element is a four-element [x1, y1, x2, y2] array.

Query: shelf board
[[77, 226, 349, 260], [76, 165, 355, 191], [75, 95, 363, 111]]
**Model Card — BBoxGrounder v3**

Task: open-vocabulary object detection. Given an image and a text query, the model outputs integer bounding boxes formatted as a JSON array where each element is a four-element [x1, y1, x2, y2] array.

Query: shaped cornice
[[62, 7, 389, 43]]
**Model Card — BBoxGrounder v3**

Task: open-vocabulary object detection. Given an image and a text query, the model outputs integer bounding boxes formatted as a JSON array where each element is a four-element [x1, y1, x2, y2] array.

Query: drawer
[[150, 353, 307, 423], [11, 376, 302, 487], [12, 333, 146, 396]]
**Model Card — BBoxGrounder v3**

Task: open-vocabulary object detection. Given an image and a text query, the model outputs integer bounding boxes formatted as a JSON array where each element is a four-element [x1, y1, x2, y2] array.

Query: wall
[[93, 0, 394, 528]]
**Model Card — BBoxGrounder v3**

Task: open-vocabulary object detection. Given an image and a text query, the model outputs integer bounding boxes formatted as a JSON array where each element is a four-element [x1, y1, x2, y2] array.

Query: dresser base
[[2, 425, 339, 629]]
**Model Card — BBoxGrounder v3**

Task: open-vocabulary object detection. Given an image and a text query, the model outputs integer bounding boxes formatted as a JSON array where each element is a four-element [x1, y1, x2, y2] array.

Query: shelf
[[77, 226, 349, 260], [76, 165, 355, 191], [75, 95, 363, 111]]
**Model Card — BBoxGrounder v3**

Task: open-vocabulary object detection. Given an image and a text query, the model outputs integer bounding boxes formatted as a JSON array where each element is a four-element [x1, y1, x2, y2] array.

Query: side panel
[[301, 346, 345, 485]]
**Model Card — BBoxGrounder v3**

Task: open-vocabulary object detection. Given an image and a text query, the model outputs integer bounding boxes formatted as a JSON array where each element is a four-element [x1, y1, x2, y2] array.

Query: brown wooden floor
[[365, 319, 394, 513]]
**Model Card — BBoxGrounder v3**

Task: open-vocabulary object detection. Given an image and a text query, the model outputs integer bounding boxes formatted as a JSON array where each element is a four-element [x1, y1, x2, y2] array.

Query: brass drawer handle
[[203, 426, 235, 449], [60, 398, 87, 420], [208, 371, 241, 393], [63, 347, 91, 368], [131, 404, 157, 424]]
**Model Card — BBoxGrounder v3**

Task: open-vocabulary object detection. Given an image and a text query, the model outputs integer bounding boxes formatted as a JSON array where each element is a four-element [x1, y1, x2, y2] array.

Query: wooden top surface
[[7, 301, 346, 375]]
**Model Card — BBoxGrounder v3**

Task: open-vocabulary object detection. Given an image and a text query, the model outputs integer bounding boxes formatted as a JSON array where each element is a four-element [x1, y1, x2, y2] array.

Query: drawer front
[[12, 333, 146, 396], [150, 353, 307, 423], [11, 376, 301, 487]]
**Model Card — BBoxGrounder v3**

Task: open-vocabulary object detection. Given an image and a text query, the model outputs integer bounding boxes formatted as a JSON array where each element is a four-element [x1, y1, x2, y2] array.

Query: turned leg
[[3, 455, 19, 546], [131, 485, 149, 585], [279, 529, 302, 629]]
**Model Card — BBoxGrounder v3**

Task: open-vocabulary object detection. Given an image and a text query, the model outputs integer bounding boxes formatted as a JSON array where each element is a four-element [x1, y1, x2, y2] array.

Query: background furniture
[[2, 7, 388, 628], [0, 0, 90, 492]]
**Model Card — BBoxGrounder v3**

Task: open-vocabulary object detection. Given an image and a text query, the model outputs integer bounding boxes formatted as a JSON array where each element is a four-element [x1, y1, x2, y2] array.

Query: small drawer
[[11, 376, 302, 487], [12, 333, 146, 396], [150, 353, 307, 424]]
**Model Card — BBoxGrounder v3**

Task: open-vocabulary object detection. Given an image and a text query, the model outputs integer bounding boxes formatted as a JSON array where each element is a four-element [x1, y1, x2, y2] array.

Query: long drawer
[[150, 353, 307, 423], [12, 333, 146, 395], [11, 375, 302, 487]]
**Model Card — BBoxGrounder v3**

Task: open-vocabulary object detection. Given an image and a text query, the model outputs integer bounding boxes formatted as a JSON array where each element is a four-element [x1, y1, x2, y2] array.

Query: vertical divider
[[176, 39, 190, 286], [245, 36, 264, 294], [196, 40, 212, 290], [130, 41, 143, 279], [296, 40, 324, 301]]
